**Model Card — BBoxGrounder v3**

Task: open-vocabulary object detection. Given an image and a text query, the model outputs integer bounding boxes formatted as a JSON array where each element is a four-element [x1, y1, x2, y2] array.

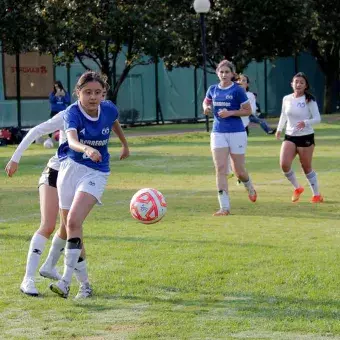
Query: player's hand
[[5, 160, 18, 177], [296, 121, 305, 130], [218, 109, 232, 118], [275, 131, 281, 140], [85, 147, 102, 162], [203, 106, 212, 116], [119, 146, 130, 160]]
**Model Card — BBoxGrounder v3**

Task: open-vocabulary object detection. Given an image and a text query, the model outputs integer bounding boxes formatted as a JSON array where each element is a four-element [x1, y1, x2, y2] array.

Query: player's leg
[[229, 132, 256, 202], [211, 132, 231, 215], [20, 182, 59, 296], [297, 143, 323, 202], [280, 140, 303, 202]]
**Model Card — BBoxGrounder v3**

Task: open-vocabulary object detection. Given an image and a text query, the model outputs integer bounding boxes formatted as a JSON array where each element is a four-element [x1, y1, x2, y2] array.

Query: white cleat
[[39, 265, 62, 280], [20, 277, 39, 297], [49, 279, 70, 298], [75, 282, 93, 299]]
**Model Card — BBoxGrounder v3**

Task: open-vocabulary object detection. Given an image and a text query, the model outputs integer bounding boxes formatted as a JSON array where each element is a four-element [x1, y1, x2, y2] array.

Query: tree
[[0, 0, 46, 54], [308, 0, 340, 113], [38, 0, 172, 102], [160, 0, 314, 71]]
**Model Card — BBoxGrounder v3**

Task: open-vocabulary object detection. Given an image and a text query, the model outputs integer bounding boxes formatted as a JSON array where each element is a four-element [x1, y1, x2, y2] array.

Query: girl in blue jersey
[[203, 60, 257, 216], [50, 71, 129, 298]]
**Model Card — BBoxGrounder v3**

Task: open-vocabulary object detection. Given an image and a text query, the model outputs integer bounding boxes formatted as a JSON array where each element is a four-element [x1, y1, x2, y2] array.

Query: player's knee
[[301, 164, 312, 174], [66, 216, 82, 233], [38, 223, 55, 236], [280, 162, 290, 173]]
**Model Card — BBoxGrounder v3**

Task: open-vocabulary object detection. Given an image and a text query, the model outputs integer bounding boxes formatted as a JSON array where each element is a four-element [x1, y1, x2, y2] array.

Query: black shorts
[[284, 133, 315, 147], [38, 167, 59, 188]]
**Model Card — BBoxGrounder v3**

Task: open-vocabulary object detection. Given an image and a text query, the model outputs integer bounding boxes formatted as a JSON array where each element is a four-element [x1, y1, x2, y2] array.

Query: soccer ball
[[130, 188, 167, 224], [43, 138, 54, 149]]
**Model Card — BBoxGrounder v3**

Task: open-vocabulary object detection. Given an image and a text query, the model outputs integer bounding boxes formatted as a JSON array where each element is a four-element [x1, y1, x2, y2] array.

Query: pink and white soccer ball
[[130, 188, 167, 224]]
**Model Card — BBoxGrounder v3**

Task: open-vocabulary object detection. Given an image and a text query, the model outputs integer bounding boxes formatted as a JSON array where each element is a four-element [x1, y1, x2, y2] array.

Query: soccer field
[[1, 120, 340, 339]]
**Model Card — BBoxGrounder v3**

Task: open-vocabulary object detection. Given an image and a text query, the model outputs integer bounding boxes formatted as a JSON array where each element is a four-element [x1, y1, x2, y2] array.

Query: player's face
[[291, 77, 307, 94], [217, 66, 234, 84], [237, 75, 248, 89], [77, 81, 104, 113]]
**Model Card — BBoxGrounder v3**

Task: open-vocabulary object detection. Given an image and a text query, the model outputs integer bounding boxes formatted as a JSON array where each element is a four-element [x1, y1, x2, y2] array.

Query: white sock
[[25, 232, 48, 279], [284, 170, 299, 189], [75, 259, 89, 284], [62, 247, 82, 284], [218, 190, 230, 211], [242, 177, 255, 195], [306, 171, 319, 195], [41, 234, 66, 269]]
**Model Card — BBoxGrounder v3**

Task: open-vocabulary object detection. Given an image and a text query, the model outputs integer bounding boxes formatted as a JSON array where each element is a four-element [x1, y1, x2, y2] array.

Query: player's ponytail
[[293, 72, 315, 103]]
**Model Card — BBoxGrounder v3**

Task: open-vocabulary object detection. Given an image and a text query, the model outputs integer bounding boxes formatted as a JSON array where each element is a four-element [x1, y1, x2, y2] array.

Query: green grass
[[1, 119, 340, 339]]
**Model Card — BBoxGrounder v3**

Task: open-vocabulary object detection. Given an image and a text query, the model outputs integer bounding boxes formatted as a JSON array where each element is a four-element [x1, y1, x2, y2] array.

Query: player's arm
[[66, 130, 102, 163], [5, 113, 64, 177], [218, 101, 252, 118], [112, 120, 129, 160], [304, 100, 321, 127], [276, 98, 288, 140], [202, 86, 213, 115]]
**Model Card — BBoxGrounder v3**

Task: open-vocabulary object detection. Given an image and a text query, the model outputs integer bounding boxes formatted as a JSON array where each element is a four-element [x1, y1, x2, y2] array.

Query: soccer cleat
[[213, 209, 230, 216], [248, 188, 257, 202], [39, 265, 62, 281], [49, 279, 70, 298], [292, 187, 304, 203], [267, 128, 277, 135], [20, 277, 39, 297], [311, 194, 324, 203], [75, 283, 93, 299]]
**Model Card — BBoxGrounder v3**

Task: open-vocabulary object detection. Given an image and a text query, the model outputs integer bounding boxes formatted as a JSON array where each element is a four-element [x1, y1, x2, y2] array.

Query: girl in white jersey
[[202, 60, 257, 216], [49, 71, 129, 299], [275, 72, 323, 203]]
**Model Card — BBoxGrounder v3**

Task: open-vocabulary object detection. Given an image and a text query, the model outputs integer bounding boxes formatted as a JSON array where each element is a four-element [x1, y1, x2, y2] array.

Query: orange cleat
[[311, 195, 324, 203], [292, 187, 304, 203], [248, 189, 257, 203], [213, 209, 230, 216]]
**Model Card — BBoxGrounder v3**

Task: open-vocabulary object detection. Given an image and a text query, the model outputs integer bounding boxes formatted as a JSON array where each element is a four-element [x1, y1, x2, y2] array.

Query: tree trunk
[[323, 69, 337, 114]]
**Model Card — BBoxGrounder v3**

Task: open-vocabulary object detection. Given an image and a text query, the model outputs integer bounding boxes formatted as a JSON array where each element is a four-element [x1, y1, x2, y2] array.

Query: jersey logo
[[226, 95, 233, 100], [297, 102, 306, 108], [102, 127, 110, 135], [79, 128, 85, 135]]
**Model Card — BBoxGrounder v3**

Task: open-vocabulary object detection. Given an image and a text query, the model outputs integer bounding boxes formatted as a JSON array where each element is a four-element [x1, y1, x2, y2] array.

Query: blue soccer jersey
[[58, 100, 118, 172], [205, 83, 249, 133]]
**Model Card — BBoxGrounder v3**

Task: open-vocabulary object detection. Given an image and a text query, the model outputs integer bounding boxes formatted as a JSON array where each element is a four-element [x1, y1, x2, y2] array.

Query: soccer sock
[[242, 177, 255, 195], [25, 232, 48, 279], [41, 233, 66, 269], [306, 171, 319, 195], [218, 190, 230, 211], [61, 238, 82, 284], [74, 257, 89, 284], [284, 170, 300, 189]]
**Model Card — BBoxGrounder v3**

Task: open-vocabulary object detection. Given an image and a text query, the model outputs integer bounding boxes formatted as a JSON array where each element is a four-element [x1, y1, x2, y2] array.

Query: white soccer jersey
[[241, 91, 257, 127], [10, 111, 66, 171], [277, 94, 321, 136]]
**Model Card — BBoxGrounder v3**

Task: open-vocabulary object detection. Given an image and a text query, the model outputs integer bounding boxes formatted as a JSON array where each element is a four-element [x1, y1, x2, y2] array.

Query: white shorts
[[210, 132, 247, 154], [57, 158, 109, 210]]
